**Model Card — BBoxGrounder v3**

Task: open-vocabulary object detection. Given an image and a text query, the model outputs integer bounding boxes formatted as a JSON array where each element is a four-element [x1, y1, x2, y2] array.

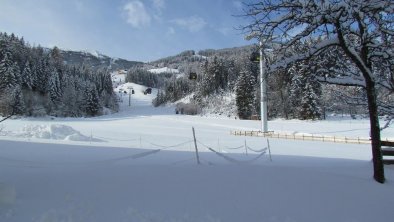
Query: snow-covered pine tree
[[60, 75, 81, 117], [288, 61, 322, 120], [83, 83, 100, 116], [21, 60, 33, 89], [9, 85, 25, 115], [34, 57, 49, 95], [48, 67, 62, 103], [235, 70, 255, 119], [288, 63, 303, 118], [198, 60, 215, 97], [0, 51, 18, 91], [299, 82, 322, 120]]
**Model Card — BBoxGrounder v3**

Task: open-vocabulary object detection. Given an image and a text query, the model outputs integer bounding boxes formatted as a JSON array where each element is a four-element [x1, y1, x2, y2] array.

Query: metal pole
[[128, 89, 131, 107], [260, 40, 268, 132]]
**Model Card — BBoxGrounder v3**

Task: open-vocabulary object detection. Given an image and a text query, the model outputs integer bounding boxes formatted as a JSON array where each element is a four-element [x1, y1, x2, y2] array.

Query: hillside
[[60, 50, 143, 71], [148, 45, 255, 70]]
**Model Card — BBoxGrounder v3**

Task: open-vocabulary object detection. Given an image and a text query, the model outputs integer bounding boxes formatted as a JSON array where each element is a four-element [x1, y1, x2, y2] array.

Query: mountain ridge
[[59, 49, 144, 71]]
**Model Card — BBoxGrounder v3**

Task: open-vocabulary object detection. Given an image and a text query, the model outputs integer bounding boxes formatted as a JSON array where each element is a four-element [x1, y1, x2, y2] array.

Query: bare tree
[[242, 0, 394, 183]]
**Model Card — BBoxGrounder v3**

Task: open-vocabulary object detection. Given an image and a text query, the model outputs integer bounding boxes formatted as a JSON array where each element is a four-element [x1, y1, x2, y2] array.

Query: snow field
[[1, 140, 393, 222], [0, 80, 393, 222]]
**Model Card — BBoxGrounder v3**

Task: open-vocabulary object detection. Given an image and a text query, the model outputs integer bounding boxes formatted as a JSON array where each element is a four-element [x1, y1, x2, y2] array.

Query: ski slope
[[0, 76, 394, 222]]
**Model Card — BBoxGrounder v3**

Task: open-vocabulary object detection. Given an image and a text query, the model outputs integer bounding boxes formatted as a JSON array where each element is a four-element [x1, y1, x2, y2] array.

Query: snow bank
[[13, 124, 104, 142]]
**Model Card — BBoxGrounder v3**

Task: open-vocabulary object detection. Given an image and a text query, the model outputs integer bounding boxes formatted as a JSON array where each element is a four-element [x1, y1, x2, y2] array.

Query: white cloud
[[171, 16, 207, 32], [218, 27, 232, 36], [166, 27, 175, 36], [123, 1, 151, 28], [152, 0, 165, 12]]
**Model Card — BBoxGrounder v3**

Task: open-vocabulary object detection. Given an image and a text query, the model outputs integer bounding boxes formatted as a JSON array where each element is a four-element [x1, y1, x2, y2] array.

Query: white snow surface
[[111, 71, 126, 88], [0, 80, 394, 222], [82, 50, 105, 59], [148, 67, 180, 74], [1, 124, 104, 142]]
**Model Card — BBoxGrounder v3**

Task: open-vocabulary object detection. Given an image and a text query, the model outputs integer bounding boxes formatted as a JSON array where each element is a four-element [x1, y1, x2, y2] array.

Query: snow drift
[[12, 124, 104, 142]]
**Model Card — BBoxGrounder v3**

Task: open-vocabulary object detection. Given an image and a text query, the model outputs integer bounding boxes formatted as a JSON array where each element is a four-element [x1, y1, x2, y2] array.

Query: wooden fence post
[[192, 127, 200, 165], [267, 139, 272, 162], [245, 140, 248, 156]]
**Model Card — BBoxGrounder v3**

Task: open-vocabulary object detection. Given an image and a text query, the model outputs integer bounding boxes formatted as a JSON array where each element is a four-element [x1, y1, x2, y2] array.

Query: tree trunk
[[365, 80, 385, 183]]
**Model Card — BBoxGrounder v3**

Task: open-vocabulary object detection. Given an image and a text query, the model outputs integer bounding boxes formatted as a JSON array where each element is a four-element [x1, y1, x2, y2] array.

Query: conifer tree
[[0, 51, 18, 90], [21, 60, 33, 89], [299, 82, 322, 120], [289, 61, 322, 119], [83, 83, 100, 116], [235, 70, 255, 119], [48, 68, 62, 103]]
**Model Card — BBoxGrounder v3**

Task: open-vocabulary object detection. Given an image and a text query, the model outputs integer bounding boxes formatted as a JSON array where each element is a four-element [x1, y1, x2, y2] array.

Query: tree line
[[143, 42, 375, 121], [0, 32, 118, 118]]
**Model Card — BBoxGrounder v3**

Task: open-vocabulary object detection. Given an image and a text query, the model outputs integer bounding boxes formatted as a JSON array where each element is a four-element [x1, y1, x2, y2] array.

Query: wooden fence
[[230, 130, 393, 145]]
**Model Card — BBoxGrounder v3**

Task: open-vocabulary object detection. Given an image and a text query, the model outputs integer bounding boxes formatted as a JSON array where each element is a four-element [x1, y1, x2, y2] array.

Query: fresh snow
[[82, 50, 106, 59], [148, 67, 180, 74], [0, 79, 393, 222], [1, 124, 104, 142]]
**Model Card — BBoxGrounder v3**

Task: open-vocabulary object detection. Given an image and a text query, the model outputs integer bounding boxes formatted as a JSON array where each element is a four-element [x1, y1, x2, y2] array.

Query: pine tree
[[299, 82, 322, 120], [34, 57, 49, 94], [21, 60, 33, 89], [48, 67, 62, 103], [83, 83, 100, 116], [10, 85, 25, 115], [289, 61, 322, 119], [235, 70, 255, 119], [0, 51, 18, 90]]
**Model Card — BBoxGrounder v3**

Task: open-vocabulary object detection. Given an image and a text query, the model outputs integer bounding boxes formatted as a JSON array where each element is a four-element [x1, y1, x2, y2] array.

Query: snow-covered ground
[[0, 79, 393, 222], [148, 67, 180, 74]]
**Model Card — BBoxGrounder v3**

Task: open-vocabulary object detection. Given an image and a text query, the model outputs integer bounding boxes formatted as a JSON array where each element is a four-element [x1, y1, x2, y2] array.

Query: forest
[[0, 32, 118, 118], [127, 43, 391, 121]]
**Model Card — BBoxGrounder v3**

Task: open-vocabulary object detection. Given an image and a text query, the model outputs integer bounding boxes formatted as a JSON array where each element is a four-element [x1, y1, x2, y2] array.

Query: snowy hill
[[115, 82, 157, 108], [60, 49, 143, 71], [110, 71, 175, 116]]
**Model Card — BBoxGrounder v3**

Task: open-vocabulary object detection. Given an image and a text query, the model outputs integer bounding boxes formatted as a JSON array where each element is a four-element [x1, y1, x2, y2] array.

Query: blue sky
[[0, 0, 252, 62]]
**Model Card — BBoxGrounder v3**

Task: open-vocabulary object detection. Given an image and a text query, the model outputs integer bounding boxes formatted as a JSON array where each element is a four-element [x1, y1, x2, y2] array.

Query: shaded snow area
[[0, 79, 393, 222]]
